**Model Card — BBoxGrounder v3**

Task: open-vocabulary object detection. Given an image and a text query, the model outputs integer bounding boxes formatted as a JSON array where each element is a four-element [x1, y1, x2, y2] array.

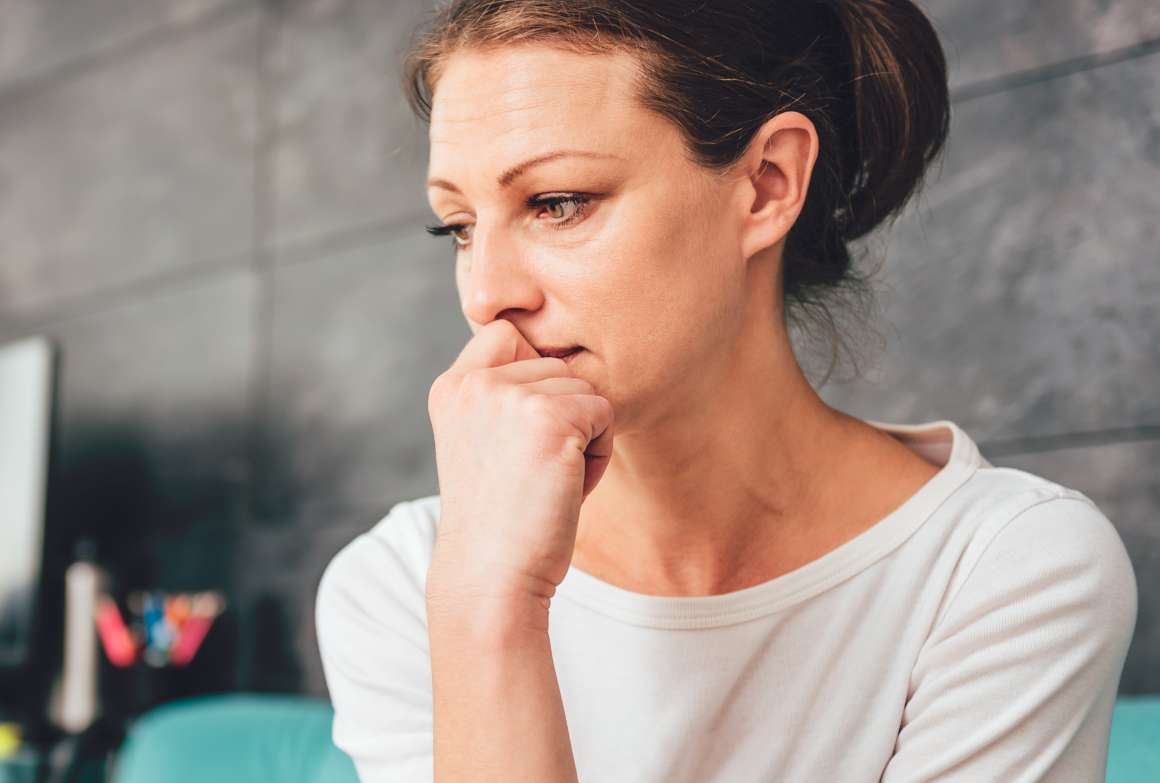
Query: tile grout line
[[234, 4, 276, 692], [0, 209, 425, 342], [980, 425, 1160, 459], [272, 211, 432, 269], [950, 35, 1160, 105], [0, 0, 255, 107], [0, 251, 254, 340], [246, 1, 278, 546]]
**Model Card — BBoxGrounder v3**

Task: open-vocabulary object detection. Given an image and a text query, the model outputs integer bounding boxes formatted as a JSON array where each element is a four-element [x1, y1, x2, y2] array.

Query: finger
[[487, 356, 577, 385], [520, 377, 594, 397], [451, 319, 540, 372], [557, 394, 614, 500]]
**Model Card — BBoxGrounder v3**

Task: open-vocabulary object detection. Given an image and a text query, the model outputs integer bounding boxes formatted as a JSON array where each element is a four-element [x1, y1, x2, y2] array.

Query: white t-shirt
[[315, 418, 1138, 783]]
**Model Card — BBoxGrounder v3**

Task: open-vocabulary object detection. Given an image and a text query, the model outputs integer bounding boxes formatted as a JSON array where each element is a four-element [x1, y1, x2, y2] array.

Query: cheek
[[599, 237, 731, 382], [614, 201, 731, 317]]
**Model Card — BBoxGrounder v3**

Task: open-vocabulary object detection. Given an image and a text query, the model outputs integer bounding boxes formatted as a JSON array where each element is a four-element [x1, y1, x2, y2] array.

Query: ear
[[736, 111, 819, 263]]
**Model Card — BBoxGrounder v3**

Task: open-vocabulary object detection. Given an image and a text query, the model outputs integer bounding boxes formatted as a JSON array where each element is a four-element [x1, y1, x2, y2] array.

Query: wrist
[[426, 544, 557, 608], [427, 592, 550, 654], [426, 562, 552, 608]]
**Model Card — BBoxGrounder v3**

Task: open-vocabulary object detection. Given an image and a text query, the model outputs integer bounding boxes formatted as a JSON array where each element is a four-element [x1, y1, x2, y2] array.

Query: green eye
[[528, 193, 591, 228], [423, 192, 593, 251]]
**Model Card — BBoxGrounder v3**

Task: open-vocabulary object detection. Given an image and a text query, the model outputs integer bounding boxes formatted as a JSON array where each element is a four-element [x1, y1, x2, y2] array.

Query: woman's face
[[426, 44, 766, 433]]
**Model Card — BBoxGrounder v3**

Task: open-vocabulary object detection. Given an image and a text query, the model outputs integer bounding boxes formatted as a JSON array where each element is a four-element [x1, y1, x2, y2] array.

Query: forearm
[[426, 581, 579, 783]]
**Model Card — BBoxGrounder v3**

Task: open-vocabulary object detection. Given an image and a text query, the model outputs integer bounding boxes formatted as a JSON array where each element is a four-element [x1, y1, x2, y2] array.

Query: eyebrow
[[427, 149, 624, 194]]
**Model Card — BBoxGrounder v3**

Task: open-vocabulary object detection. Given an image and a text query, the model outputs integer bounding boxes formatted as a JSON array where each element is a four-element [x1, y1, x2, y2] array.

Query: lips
[[537, 345, 582, 358], [538, 346, 583, 363]]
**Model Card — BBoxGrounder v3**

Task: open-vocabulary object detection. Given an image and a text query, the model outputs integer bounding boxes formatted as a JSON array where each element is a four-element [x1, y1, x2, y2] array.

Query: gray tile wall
[[0, 0, 1154, 701]]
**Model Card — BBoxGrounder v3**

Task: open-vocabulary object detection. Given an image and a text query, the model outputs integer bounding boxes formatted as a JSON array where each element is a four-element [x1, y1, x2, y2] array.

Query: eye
[[423, 193, 593, 251], [424, 221, 472, 249], [528, 193, 592, 229]]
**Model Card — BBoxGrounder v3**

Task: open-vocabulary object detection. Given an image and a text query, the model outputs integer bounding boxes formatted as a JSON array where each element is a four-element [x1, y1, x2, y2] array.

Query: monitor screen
[[0, 336, 53, 668]]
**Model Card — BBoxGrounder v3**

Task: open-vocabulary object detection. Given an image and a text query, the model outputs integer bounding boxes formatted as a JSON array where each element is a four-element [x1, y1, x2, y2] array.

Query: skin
[[425, 43, 941, 598]]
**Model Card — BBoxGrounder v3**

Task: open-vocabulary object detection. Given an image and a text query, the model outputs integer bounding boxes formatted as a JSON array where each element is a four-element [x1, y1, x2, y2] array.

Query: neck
[[574, 291, 854, 596]]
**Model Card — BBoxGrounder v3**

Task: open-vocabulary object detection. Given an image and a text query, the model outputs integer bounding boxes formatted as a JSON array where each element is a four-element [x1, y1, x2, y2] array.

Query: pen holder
[[94, 590, 227, 721]]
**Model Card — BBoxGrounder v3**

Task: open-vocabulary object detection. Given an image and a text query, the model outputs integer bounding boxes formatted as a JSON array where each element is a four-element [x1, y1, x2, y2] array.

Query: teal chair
[[1108, 695, 1160, 782], [111, 693, 359, 783], [112, 693, 1159, 783]]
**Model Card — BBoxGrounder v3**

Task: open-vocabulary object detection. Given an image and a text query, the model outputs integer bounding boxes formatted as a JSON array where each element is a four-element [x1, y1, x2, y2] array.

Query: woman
[[316, 2, 1138, 781]]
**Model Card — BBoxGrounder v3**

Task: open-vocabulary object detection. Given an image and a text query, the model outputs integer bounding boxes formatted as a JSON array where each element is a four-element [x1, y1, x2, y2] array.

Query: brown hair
[[401, 0, 951, 386]]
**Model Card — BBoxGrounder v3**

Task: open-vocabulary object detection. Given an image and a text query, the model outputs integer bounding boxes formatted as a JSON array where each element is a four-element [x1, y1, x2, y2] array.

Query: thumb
[[453, 319, 541, 371]]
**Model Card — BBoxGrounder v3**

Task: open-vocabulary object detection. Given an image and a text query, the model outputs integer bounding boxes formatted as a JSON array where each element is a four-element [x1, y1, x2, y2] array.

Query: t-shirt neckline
[[553, 418, 984, 629]]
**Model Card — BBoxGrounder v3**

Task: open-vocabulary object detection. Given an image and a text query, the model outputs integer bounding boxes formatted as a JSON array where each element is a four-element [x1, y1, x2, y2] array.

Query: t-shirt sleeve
[[879, 492, 1138, 783], [315, 501, 435, 783]]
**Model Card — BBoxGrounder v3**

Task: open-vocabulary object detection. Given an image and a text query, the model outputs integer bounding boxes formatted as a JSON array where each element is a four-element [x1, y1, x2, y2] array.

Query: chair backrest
[[1107, 695, 1160, 782], [111, 693, 359, 783]]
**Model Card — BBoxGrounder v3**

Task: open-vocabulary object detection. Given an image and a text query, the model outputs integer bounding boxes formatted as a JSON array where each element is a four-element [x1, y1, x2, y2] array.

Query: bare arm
[[426, 574, 580, 783], [421, 318, 611, 782]]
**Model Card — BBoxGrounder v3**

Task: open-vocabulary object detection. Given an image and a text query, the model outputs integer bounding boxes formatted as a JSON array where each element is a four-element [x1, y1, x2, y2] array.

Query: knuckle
[[498, 383, 528, 410], [523, 393, 556, 421], [553, 433, 588, 464], [460, 369, 492, 398]]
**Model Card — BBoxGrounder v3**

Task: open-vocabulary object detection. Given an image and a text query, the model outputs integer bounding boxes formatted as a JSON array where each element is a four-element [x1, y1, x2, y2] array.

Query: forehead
[[428, 44, 647, 168]]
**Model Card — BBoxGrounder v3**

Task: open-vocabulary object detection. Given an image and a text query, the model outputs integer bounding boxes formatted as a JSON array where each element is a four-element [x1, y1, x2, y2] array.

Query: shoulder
[[318, 495, 442, 595], [884, 468, 1139, 780], [313, 496, 442, 778], [315, 494, 442, 645], [930, 465, 1138, 651]]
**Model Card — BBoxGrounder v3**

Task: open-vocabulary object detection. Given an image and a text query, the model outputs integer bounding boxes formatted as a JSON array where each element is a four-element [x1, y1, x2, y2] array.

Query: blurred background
[[0, 0, 1156, 781]]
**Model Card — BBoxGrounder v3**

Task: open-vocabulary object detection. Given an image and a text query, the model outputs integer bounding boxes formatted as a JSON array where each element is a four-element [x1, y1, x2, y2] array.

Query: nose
[[459, 222, 543, 326]]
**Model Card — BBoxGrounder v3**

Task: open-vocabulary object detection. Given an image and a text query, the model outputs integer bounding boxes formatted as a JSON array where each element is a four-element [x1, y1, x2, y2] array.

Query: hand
[[425, 319, 614, 608]]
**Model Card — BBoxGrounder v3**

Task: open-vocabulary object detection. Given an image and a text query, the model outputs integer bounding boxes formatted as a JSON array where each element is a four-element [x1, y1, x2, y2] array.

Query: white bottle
[[47, 539, 107, 734]]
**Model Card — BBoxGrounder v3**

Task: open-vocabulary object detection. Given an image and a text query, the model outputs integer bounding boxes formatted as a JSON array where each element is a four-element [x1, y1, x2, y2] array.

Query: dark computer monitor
[[0, 336, 53, 671]]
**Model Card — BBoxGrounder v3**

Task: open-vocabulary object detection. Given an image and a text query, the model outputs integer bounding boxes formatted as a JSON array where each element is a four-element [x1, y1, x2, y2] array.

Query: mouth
[[537, 346, 584, 362]]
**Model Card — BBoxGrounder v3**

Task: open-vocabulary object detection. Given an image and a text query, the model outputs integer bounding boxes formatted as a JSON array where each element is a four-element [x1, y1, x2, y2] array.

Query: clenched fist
[[425, 319, 615, 611]]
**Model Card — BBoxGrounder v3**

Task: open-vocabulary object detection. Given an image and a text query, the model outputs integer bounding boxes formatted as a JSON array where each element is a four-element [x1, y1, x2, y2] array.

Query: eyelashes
[[424, 193, 593, 251]]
